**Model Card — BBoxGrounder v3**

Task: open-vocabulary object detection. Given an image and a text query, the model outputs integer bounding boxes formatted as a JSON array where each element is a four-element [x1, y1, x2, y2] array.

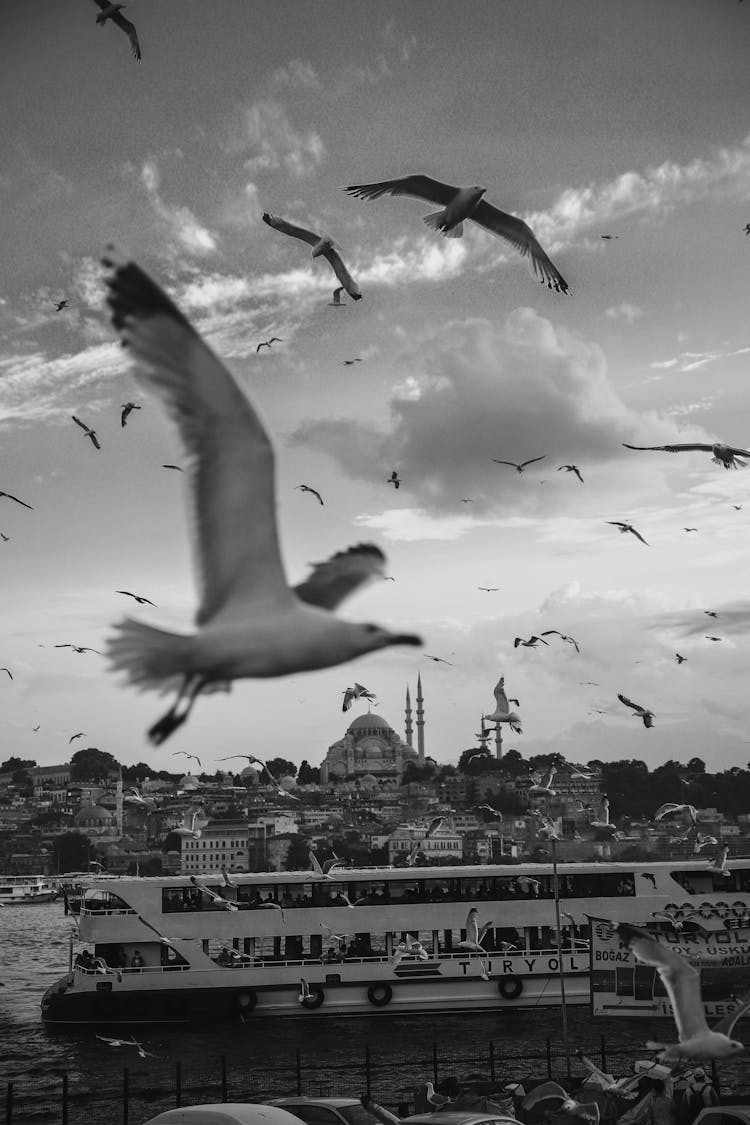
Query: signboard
[[589, 916, 750, 1019]]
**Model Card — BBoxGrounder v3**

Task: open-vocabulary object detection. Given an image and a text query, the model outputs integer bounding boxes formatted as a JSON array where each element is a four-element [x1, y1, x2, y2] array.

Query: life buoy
[[237, 989, 257, 1013], [498, 977, 523, 1000], [714, 902, 730, 919], [367, 984, 393, 1007], [301, 985, 324, 1010], [731, 901, 748, 920], [698, 902, 715, 920]]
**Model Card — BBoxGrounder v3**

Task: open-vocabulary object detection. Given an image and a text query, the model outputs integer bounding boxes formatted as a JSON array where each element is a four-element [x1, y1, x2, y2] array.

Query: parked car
[[266, 1096, 381, 1125], [402, 1113, 520, 1125], [141, 1105, 311, 1125], [693, 1110, 750, 1125]]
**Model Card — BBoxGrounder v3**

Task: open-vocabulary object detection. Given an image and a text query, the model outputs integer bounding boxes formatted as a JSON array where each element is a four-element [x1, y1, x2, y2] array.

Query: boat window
[[559, 873, 635, 897], [387, 880, 424, 902], [83, 890, 133, 912], [670, 870, 741, 894]]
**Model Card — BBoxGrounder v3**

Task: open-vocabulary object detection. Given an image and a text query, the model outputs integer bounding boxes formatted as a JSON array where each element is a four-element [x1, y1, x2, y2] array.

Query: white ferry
[[0, 874, 57, 905], [41, 858, 750, 1025]]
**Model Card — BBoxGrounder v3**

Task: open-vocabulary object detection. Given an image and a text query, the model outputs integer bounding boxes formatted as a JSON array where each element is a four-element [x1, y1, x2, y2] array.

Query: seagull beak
[[386, 633, 423, 647]]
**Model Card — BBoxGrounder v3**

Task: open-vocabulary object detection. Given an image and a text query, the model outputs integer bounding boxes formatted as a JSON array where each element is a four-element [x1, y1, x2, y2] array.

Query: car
[[402, 1114, 520, 1125], [141, 1105, 311, 1125], [693, 1110, 750, 1125], [266, 1096, 381, 1125]]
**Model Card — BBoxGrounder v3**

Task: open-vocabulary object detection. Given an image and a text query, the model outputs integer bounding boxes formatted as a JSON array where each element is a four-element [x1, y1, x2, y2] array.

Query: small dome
[[179, 774, 200, 789], [279, 775, 296, 789], [347, 713, 392, 733], [240, 765, 259, 782], [75, 804, 114, 825]]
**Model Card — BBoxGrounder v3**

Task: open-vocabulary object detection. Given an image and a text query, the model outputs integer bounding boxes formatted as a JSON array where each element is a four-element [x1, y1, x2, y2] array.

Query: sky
[[2, 0, 750, 775]]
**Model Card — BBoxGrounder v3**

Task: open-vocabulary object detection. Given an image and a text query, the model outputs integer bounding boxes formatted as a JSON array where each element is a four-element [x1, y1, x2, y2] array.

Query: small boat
[[0, 875, 57, 905]]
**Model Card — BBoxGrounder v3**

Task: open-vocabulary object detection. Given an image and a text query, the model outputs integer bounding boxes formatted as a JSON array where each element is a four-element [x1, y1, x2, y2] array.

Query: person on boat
[[130, 949, 145, 968], [216, 947, 232, 966]]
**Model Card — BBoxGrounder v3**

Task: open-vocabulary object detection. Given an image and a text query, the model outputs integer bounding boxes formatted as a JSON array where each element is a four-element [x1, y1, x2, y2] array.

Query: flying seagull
[[0, 668, 12, 680], [343, 358, 363, 366], [72, 415, 101, 450], [607, 521, 648, 545], [92, 1, 141, 60], [704, 610, 718, 618], [558, 464, 584, 483], [483, 675, 522, 733], [262, 211, 362, 301], [478, 586, 500, 592], [120, 402, 141, 427], [623, 442, 750, 470], [529, 767, 557, 796], [617, 692, 654, 728], [615, 922, 750, 1061], [172, 751, 202, 768], [55, 299, 69, 312], [68, 732, 86, 742], [705, 635, 722, 642], [0, 533, 10, 542], [600, 234, 619, 240], [684, 528, 698, 533], [654, 802, 697, 825], [514, 635, 549, 648], [102, 251, 421, 744], [492, 456, 546, 473], [116, 591, 156, 606], [54, 644, 103, 654], [387, 470, 400, 489], [541, 630, 580, 653], [732, 504, 743, 510], [328, 286, 346, 308], [295, 484, 324, 506], [344, 175, 569, 292], [424, 653, 453, 665], [342, 682, 376, 712], [255, 337, 283, 353], [0, 491, 33, 509], [707, 844, 731, 876], [675, 652, 687, 664], [190, 875, 238, 911], [162, 464, 182, 471]]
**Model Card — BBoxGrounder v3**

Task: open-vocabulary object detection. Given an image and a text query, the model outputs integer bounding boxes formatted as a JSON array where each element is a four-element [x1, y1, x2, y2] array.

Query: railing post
[[175, 1061, 182, 1108], [432, 1042, 438, 1084], [545, 1039, 552, 1079], [6, 1081, 13, 1125], [489, 1041, 495, 1083], [600, 1034, 607, 1074], [62, 1074, 69, 1125], [296, 1048, 302, 1095], [123, 1068, 129, 1125], [711, 1060, 719, 1098], [221, 1055, 228, 1102], [365, 1044, 372, 1098]]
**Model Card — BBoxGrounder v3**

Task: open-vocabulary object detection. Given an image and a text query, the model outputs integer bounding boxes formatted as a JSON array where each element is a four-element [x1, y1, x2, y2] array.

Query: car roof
[[403, 1115, 519, 1125], [270, 1100, 361, 1109], [142, 1105, 311, 1125], [694, 1112, 750, 1125]]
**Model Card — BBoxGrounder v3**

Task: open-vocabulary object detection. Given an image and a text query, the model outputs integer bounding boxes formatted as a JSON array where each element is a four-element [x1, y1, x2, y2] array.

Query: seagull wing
[[293, 543, 385, 609], [493, 677, 509, 711], [261, 212, 321, 248], [522, 1082, 569, 1111], [618, 693, 643, 713], [491, 459, 518, 467], [72, 415, 90, 434], [111, 11, 141, 60], [471, 200, 569, 292], [320, 245, 360, 298], [0, 492, 33, 509], [654, 804, 682, 821], [617, 924, 708, 1043], [345, 174, 458, 208], [711, 995, 750, 1037], [622, 443, 712, 453], [520, 456, 546, 468], [729, 445, 750, 457], [104, 251, 292, 625], [629, 526, 649, 545]]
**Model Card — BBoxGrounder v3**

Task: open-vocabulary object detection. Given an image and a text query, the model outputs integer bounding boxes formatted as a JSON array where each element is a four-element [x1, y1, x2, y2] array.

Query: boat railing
[[79, 907, 138, 917], [76, 963, 190, 977]]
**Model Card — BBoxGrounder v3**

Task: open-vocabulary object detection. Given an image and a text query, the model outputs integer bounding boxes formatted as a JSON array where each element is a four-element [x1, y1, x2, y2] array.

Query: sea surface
[[1, 903, 748, 1125]]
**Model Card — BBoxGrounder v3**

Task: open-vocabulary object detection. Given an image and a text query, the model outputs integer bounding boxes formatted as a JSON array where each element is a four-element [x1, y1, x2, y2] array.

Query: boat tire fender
[[498, 977, 523, 1000], [367, 983, 393, 1007], [301, 985, 325, 1010], [237, 989, 257, 1013]]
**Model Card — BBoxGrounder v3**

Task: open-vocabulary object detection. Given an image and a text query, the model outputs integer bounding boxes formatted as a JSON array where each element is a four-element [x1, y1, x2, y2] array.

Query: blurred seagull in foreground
[[262, 211, 362, 302], [92, 1, 141, 60], [616, 922, 750, 1061], [72, 415, 101, 450], [328, 286, 346, 307], [623, 441, 750, 470], [617, 693, 654, 728], [345, 174, 570, 292], [558, 464, 584, 482], [608, 521, 648, 545], [295, 484, 324, 506], [707, 844, 731, 876], [654, 802, 697, 825], [492, 455, 546, 473], [102, 251, 420, 744]]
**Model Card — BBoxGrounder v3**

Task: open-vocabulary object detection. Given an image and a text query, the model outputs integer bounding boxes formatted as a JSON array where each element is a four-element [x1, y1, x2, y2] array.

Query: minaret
[[494, 723, 503, 760], [416, 673, 425, 765], [405, 685, 413, 747]]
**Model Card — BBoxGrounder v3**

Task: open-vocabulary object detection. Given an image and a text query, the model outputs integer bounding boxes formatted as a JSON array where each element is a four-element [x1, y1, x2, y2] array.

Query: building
[[387, 823, 462, 864], [180, 820, 251, 874], [31, 764, 71, 799]]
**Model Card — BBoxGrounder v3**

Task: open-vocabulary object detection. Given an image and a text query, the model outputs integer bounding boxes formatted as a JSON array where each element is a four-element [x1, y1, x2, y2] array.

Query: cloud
[[139, 159, 219, 257], [648, 347, 750, 374], [269, 60, 321, 90], [229, 100, 325, 177], [290, 310, 710, 515], [605, 302, 643, 324], [0, 342, 125, 424], [354, 507, 493, 542]]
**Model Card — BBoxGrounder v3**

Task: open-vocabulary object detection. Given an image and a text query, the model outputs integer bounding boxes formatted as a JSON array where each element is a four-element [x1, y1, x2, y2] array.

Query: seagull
[[320, 922, 349, 943], [541, 630, 580, 653], [615, 922, 750, 1061], [172, 811, 202, 839], [590, 798, 622, 837], [123, 786, 157, 809], [675, 653, 687, 664], [342, 682, 377, 712], [72, 415, 101, 450], [705, 635, 722, 642], [617, 693, 654, 728], [92, 957, 122, 983], [308, 850, 346, 880], [522, 1082, 600, 1123], [0, 491, 32, 509], [492, 456, 546, 473], [514, 635, 549, 648], [529, 767, 556, 796], [295, 484, 324, 506], [568, 765, 593, 779], [405, 835, 423, 867], [654, 803, 697, 825], [328, 286, 346, 308], [745, 224, 750, 235], [55, 299, 69, 312], [478, 586, 500, 592], [640, 872, 657, 889], [298, 978, 311, 1003], [162, 464, 183, 471], [343, 358, 363, 366], [424, 653, 453, 665], [116, 591, 156, 606], [574, 1053, 642, 1096], [484, 676, 522, 733], [172, 751, 202, 768], [387, 470, 400, 489], [684, 528, 699, 533], [102, 252, 421, 744], [704, 610, 718, 618], [693, 834, 718, 853], [558, 465, 584, 483], [96, 1035, 136, 1048], [707, 844, 731, 876], [220, 866, 237, 890], [623, 442, 750, 470], [474, 803, 503, 816], [608, 521, 648, 545], [516, 876, 541, 895], [391, 935, 429, 965], [54, 644, 103, 654], [258, 901, 286, 922], [189, 875, 238, 911], [120, 402, 141, 427], [424, 816, 446, 838], [68, 732, 86, 742], [0, 533, 10, 542], [424, 1082, 452, 1109], [262, 212, 362, 302], [600, 234, 619, 240], [732, 504, 743, 510], [651, 910, 687, 932], [255, 337, 283, 353], [344, 175, 570, 292], [92, 1, 141, 60]]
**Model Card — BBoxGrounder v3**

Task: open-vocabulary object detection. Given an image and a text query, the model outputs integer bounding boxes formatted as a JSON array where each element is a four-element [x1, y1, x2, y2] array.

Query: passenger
[[686, 1069, 718, 1119], [130, 949, 145, 968], [217, 947, 232, 965]]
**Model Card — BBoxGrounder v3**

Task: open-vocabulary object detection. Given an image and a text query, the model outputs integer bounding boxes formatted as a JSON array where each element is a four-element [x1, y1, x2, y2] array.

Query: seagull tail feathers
[[422, 211, 463, 238], [107, 618, 194, 692]]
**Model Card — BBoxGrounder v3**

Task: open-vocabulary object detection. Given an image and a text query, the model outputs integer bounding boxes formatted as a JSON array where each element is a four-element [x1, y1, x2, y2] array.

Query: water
[[1, 904, 748, 1124]]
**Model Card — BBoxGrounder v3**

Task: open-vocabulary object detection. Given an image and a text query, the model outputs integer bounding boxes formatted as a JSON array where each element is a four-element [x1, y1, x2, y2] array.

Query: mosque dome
[[279, 775, 296, 789], [240, 765, 259, 783], [75, 804, 114, 826], [347, 713, 391, 734], [179, 775, 201, 790]]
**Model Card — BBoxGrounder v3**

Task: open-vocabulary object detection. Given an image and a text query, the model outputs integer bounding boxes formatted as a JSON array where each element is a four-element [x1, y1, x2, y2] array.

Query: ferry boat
[[0, 874, 57, 905], [41, 858, 750, 1025]]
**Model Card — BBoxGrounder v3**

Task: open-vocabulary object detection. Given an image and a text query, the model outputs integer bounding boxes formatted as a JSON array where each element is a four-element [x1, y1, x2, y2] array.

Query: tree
[[497, 748, 526, 776], [284, 834, 312, 871], [70, 748, 120, 781], [297, 760, 320, 785], [122, 762, 156, 783], [52, 831, 91, 873], [402, 761, 437, 783], [265, 758, 297, 779], [162, 831, 185, 852]]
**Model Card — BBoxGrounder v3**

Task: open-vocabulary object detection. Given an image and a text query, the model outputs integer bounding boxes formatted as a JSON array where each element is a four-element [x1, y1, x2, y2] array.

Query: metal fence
[[4, 1036, 750, 1125]]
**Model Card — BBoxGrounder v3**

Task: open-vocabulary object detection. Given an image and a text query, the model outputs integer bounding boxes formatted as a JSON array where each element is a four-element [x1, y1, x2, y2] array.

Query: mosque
[[319, 675, 426, 786]]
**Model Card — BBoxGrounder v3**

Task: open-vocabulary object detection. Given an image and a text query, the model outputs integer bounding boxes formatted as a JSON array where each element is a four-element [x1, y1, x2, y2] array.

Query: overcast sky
[[2, 0, 750, 774]]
